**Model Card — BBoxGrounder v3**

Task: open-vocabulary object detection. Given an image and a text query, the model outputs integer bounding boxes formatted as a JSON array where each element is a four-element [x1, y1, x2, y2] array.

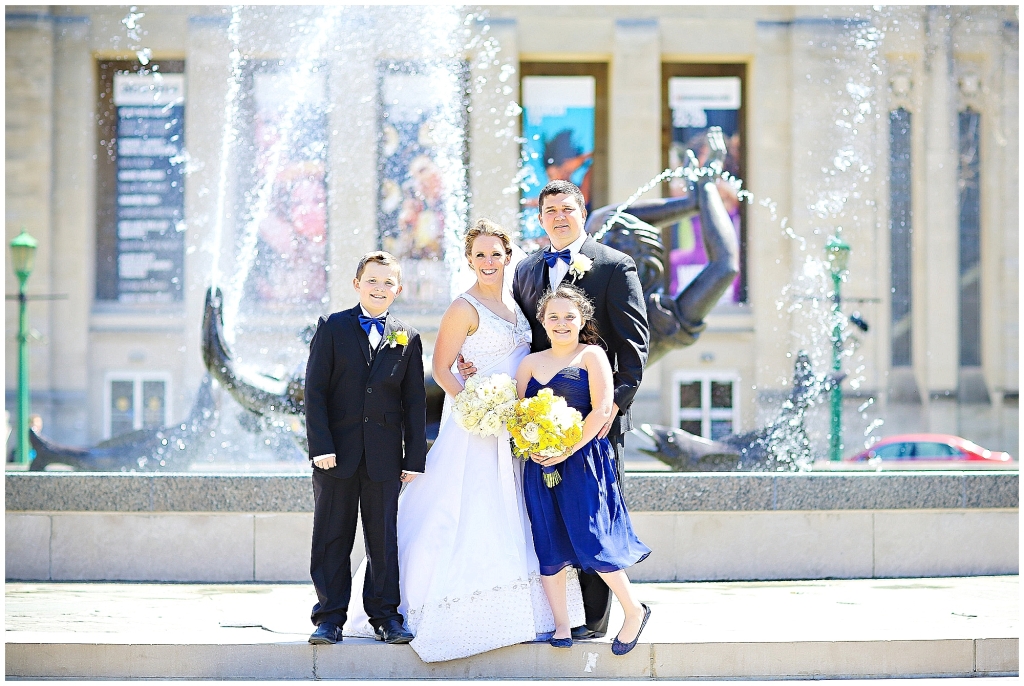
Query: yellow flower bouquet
[[507, 388, 584, 487]]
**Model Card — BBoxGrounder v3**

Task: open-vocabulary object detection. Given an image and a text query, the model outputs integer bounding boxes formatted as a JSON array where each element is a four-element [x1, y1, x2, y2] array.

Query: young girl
[[514, 284, 652, 654]]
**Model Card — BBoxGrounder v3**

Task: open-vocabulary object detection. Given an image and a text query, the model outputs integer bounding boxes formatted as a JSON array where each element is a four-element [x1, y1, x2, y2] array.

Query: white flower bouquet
[[452, 373, 519, 438]]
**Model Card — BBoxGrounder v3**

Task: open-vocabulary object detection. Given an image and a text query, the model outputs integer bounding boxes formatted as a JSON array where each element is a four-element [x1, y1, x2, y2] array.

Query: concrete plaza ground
[[5, 576, 1017, 679]]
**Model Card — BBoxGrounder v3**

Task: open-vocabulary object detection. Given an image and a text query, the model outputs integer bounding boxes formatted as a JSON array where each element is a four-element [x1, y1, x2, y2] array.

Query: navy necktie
[[358, 314, 385, 337], [544, 248, 572, 268]]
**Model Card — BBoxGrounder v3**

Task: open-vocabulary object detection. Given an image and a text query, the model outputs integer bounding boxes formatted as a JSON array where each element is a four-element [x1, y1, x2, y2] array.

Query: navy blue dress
[[523, 367, 651, 576]]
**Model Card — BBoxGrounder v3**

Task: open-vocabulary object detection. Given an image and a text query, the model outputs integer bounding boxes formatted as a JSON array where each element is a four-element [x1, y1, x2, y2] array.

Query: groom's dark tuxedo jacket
[[512, 234, 650, 438], [304, 305, 428, 482]]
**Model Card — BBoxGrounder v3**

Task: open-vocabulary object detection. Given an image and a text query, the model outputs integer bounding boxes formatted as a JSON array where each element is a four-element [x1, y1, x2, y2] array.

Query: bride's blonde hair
[[463, 219, 513, 259]]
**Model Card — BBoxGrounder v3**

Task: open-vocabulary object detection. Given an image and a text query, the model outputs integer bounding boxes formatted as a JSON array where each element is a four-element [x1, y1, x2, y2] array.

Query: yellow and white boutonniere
[[568, 254, 593, 282], [385, 330, 409, 348]]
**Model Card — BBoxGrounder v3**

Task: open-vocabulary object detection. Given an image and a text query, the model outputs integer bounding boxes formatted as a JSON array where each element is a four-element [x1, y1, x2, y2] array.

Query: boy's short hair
[[355, 251, 402, 283]]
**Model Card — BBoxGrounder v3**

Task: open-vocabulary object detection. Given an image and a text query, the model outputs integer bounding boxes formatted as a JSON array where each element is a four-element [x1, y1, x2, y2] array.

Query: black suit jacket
[[512, 235, 650, 436], [304, 305, 428, 482]]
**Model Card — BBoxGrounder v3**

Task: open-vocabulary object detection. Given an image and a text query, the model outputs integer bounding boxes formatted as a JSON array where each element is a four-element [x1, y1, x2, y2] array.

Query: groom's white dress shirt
[[548, 231, 588, 289]]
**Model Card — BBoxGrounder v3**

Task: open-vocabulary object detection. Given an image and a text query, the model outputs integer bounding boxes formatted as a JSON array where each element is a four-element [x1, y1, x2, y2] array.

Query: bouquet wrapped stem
[[507, 388, 584, 489]]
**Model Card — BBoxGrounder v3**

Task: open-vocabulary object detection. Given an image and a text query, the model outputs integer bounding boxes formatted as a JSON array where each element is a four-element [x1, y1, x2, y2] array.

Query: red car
[[847, 434, 1014, 463]]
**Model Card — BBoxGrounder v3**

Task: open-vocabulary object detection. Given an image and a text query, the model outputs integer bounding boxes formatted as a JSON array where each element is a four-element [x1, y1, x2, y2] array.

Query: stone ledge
[[5, 472, 1017, 513], [5, 637, 1017, 679]]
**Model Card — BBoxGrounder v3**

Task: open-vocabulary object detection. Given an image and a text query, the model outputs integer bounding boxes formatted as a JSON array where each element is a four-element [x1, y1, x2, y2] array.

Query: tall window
[[105, 373, 171, 438], [519, 62, 608, 242], [889, 108, 912, 367], [958, 109, 981, 367], [673, 372, 739, 440], [661, 63, 747, 304]]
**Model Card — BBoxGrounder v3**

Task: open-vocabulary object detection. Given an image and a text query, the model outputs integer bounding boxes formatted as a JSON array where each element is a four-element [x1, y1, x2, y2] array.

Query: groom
[[462, 179, 649, 639]]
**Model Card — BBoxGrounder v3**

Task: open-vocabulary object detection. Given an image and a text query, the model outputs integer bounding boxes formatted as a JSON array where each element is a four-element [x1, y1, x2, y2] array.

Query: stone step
[[6, 577, 1018, 680]]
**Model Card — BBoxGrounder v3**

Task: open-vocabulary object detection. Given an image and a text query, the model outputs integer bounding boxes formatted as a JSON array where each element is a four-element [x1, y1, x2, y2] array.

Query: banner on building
[[240, 68, 329, 310], [520, 76, 596, 240], [667, 76, 743, 303], [377, 61, 469, 308], [112, 72, 186, 303]]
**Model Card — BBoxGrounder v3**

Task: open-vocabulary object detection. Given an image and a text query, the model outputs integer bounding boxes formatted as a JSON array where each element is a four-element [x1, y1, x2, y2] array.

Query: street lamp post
[[10, 230, 38, 465], [826, 234, 850, 463]]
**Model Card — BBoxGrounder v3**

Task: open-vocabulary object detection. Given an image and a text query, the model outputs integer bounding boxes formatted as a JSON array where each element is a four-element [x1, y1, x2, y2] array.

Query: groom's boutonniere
[[385, 330, 409, 348], [568, 254, 593, 282]]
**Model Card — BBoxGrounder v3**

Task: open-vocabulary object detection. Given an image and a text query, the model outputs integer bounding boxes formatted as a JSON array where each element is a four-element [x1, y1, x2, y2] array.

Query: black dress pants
[[574, 434, 625, 634], [310, 460, 403, 628]]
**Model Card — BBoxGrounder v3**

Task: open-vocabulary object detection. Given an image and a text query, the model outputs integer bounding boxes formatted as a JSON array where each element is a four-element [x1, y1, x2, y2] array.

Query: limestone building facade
[[5, 6, 1018, 457]]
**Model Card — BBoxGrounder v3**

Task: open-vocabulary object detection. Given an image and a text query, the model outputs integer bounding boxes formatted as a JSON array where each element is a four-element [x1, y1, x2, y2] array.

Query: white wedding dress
[[344, 292, 585, 662]]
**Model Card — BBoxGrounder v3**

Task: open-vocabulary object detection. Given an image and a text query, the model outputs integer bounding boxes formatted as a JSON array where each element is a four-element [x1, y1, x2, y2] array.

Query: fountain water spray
[[207, 5, 244, 302], [221, 6, 342, 337]]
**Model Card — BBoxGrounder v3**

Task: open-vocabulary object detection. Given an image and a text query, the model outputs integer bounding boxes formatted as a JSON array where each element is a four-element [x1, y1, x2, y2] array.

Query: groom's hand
[[456, 354, 477, 379], [313, 454, 336, 470], [400, 471, 419, 483], [597, 403, 620, 439]]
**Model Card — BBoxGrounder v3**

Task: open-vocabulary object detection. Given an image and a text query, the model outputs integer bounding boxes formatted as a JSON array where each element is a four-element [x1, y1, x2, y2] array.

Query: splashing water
[[207, 5, 243, 310], [220, 7, 343, 337]]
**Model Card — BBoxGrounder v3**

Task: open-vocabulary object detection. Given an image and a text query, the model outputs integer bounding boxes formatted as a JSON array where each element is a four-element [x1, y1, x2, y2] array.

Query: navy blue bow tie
[[544, 248, 572, 268], [358, 314, 386, 337]]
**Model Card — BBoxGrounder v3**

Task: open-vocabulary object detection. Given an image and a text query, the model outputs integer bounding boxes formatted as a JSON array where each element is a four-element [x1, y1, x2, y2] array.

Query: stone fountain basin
[[5, 471, 1018, 583]]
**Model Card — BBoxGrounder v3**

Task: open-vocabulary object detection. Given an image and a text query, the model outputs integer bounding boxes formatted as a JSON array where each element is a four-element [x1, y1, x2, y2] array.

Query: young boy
[[305, 251, 427, 645]]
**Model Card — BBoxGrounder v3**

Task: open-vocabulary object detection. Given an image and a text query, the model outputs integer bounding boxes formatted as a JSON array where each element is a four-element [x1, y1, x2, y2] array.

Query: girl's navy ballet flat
[[611, 603, 651, 656]]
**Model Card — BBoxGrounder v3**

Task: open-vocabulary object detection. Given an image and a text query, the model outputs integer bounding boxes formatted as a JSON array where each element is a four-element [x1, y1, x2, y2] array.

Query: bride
[[345, 219, 584, 662]]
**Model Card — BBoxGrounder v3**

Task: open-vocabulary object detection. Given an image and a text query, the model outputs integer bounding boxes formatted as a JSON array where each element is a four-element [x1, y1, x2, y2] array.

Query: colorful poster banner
[[242, 69, 329, 310], [112, 72, 186, 303], [520, 76, 595, 240], [377, 62, 469, 308], [667, 76, 743, 303]]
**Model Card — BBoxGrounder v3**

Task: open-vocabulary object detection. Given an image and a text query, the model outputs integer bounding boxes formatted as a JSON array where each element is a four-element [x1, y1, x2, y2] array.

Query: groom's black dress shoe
[[375, 618, 414, 644], [571, 626, 605, 640], [309, 622, 342, 645]]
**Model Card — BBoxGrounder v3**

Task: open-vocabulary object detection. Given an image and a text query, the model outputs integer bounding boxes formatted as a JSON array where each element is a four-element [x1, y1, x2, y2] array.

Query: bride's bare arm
[[433, 299, 479, 397]]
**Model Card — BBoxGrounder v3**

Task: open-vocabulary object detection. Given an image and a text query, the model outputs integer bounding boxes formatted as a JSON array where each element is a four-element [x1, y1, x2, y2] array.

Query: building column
[[467, 17, 520, 233], [750, 19, 795, 402], [997, 17, 1019, 397], [608, 18, 661, 204], [919, 8, 959, 397], [323, 11, 379, 307], [5, 8, 55, 427], [49, 13, 93, 443], [182, 14, 233, 408]]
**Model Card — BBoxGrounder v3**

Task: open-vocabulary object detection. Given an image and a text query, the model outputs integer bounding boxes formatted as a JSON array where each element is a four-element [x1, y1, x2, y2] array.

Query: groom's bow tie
[[544, 248, 572, 268], [358, 314, 386, 336]]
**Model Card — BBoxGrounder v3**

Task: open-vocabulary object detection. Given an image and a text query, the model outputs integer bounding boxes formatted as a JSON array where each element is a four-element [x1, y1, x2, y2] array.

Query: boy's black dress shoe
[[309, 622, 342, 645], [375, 618, 414, 644], [571, 626, 605, 640]]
